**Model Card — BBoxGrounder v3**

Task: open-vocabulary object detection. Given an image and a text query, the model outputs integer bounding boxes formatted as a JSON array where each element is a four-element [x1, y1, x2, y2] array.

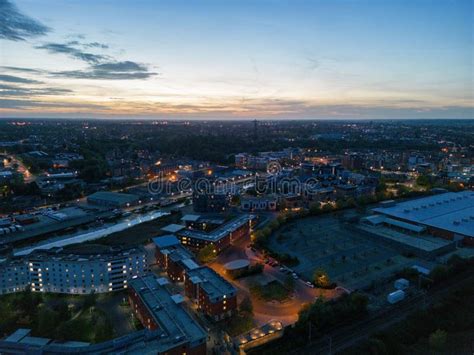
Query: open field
[[268, 213, 414, 290], [82, 211, 182, 246]]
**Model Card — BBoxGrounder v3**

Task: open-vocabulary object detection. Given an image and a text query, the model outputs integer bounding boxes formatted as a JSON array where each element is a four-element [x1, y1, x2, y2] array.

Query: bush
[[197, 243, 217, 263], [429, 329, 447, 350], [313, 268, 335, 289]]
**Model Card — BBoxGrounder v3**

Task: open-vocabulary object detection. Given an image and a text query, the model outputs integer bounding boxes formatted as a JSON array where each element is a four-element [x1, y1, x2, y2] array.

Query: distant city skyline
[[0, 0, 472, 119]]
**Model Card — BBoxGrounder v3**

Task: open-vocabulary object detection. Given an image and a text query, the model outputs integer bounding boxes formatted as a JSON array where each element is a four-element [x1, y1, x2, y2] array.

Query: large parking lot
[[268, 213, 413, 290]]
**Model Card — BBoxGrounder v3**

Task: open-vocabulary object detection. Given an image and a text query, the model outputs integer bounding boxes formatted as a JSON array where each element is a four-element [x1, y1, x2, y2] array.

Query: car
[[305, 281, 315, 288], [250, 247, 257, 252], [292, 274, 299, 280]]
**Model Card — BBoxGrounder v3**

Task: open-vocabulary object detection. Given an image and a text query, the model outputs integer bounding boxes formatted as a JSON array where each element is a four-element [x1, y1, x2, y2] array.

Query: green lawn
[[250, 280, 291, 302]]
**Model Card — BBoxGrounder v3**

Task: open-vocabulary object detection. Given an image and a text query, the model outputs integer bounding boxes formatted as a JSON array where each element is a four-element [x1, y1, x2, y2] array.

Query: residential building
[[0, 246, 147, 295], [129, 275, 207, 354], [185, 266, 237, 320]]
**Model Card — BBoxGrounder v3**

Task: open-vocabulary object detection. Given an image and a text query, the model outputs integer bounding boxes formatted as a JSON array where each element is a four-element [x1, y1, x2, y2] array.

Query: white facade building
[[0, 246, 148, 295]]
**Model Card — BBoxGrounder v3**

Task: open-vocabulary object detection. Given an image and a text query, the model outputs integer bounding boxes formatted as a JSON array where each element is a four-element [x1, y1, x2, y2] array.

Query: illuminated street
[[209, 238, 338, 326]]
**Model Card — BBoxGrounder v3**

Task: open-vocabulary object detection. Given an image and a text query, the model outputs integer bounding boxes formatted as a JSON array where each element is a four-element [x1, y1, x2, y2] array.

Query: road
[[3, 154, 37, 183], [209, 238, 338, 326], [290, 272, 474, 354]]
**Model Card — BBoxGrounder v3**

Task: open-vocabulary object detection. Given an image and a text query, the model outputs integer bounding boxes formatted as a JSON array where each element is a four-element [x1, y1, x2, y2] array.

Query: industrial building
[[87, 191, 139, 208], [0, 206, 104, 244], [372, 190, 474, 245], [0, 246, 147, 295]]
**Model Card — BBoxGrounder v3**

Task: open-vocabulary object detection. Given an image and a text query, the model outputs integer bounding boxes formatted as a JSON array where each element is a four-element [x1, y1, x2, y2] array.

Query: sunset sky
[[0, 0, 473, 119]]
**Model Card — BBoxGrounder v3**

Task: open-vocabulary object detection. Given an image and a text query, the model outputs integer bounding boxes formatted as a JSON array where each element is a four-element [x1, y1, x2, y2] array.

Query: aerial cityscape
[[0, 1, 473, 355]]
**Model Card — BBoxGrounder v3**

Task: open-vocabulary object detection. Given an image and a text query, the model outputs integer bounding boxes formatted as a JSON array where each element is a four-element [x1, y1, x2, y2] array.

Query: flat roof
[[153, 235, 180, 249], [186, 266, 236, 301], [180, 258, 200, 271], [19, 336, 51, 346], [5, 329, 31, 343], [357, 224, 452, 252], [384, 217, 426, 233], [161, 223, 186, 233], [87, 191, 139, 204], [178, 214, 255, 242], [224, 259, 250, 271], [373, 191, 474, 237], [129, 275, 206, 347], [181, 214, 201, 222]]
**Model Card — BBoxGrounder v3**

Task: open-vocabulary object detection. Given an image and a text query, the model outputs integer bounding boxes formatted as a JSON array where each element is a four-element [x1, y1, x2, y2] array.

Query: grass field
[[250, 280, 292, 302]]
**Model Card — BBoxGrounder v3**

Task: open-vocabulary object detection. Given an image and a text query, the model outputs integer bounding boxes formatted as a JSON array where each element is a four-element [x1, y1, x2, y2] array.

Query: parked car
[[305, 281, 314, 288]]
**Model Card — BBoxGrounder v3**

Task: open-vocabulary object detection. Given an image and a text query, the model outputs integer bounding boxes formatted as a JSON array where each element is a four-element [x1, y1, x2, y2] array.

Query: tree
[[36, 307, 59, 337], [309, 202, 322, 215], [84, 291, 97, 309], [197, 243, 217, 264], [416, 174, 432, 188], [55, 299, 71, 322], [429, 329, 447, 350], [239, 296, 253, 315], [429, 265, 449, 283], [15, 288, 42, 316], [313, 268, 331, 288], [94, 316, 114, 342]]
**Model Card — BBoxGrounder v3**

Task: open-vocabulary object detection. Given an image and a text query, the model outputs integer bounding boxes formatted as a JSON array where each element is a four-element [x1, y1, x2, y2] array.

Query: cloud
[[35, 42, 109, 63], [34, 41, 155, 80], [84, 41, 109, 49], [0, 83, 72, 97], [0, 66, 43, 74], [53, 61, 157, 80], [0, 98, 105, 110], [0, 74, 42, 84], [0, 0, 50, 41]]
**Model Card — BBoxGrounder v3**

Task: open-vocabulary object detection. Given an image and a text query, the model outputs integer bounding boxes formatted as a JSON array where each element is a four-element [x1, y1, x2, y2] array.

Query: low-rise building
[[185, 266, 237, 321], [241, 196, 277, 212], [177, 214, 256, 253], [129, 275, 207, 354], [153, 235, 238, 320], [87, 191, 139, 208], [153, 235, 199, 282]]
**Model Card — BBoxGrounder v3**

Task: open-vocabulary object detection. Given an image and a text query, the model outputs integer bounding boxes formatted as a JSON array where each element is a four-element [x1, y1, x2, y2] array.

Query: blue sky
[[0, 0, 472, 119]]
